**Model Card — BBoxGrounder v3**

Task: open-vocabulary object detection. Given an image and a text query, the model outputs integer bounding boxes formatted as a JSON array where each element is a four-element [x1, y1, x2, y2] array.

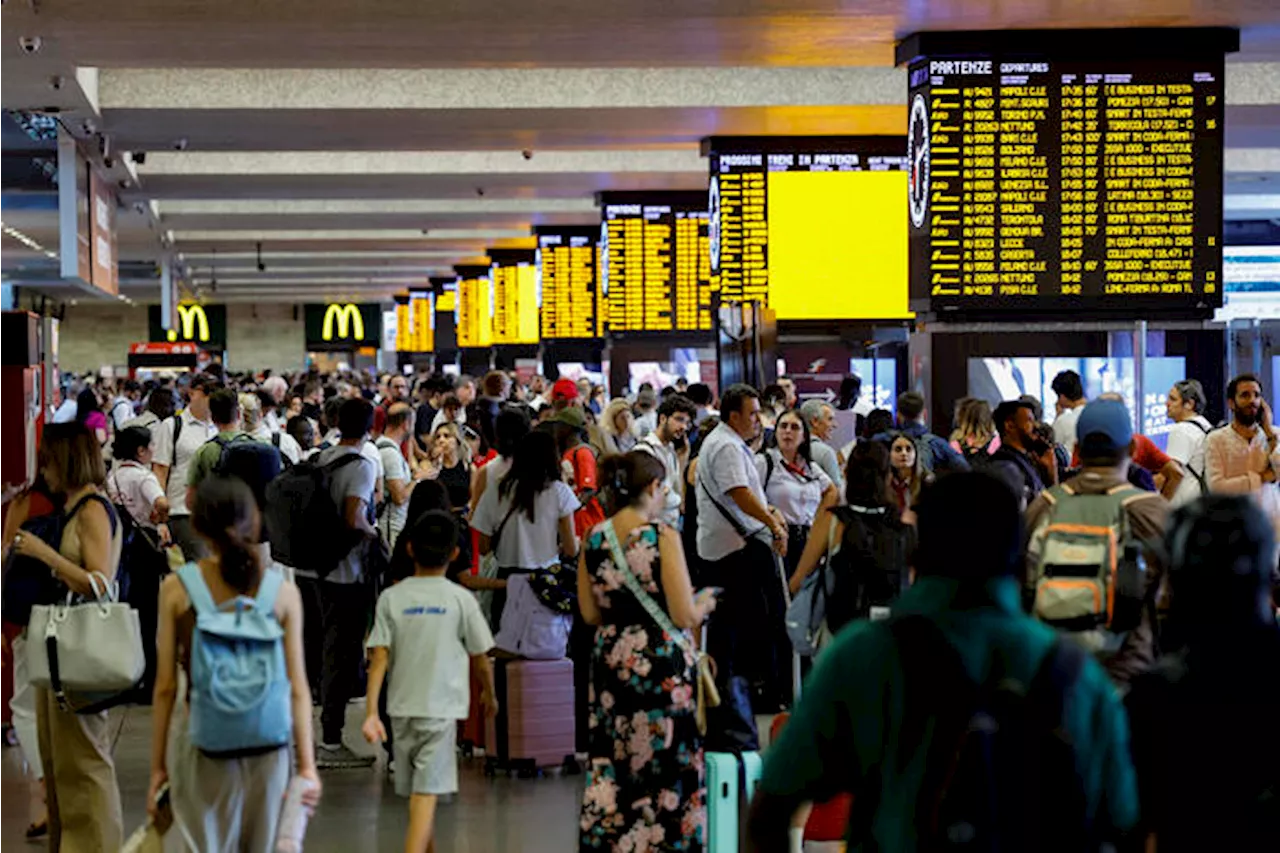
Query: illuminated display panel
[[599, 191, 716, 334], [899, 29, 1232, 316], [395, 296, 411, 352], [705, 136, 911, 321], [489, 249, 540, 345], [432, 277, 457, 352], [409, 288, 434, 352], [454, 265, 493, 349], [536, 226, 599, 339]]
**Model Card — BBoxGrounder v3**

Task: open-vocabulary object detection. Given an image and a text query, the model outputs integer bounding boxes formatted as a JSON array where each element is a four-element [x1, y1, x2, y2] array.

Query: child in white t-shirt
[[363, 510, 497, 853]]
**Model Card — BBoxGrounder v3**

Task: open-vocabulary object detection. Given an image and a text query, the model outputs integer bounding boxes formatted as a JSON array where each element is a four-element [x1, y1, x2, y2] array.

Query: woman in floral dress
[[577, 451, 718, 852]]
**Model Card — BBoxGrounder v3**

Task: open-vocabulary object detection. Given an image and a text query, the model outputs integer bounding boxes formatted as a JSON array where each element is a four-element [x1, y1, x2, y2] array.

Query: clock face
[[907, 93, 931, 230], [708, 175, 721, 273]]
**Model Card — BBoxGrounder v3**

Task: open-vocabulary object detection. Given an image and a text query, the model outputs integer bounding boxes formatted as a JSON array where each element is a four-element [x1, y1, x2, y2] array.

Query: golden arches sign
[[322, 303, 364, 341], [166, 304, 210, 342]]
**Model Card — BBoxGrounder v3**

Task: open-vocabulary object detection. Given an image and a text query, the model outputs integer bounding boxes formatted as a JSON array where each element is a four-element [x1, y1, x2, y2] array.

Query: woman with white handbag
[[8, 422, 126, 851]]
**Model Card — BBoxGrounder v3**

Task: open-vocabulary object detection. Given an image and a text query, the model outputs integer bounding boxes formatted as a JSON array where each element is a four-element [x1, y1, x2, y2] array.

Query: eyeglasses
[[776, 422, 803, 431]]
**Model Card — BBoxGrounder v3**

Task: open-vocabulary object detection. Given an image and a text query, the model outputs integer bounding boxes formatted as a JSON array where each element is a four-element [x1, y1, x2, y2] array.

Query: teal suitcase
[[707, 750, 763, 852]]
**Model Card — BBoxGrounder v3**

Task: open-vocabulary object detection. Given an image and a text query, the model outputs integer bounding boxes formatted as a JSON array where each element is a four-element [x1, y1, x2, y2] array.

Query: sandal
[[25, 819, 48, 840]]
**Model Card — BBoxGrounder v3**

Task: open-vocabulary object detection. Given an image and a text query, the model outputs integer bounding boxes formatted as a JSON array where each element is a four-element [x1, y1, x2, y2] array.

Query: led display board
[[535, 225, 600, 339], [489, 249, 539, 345]]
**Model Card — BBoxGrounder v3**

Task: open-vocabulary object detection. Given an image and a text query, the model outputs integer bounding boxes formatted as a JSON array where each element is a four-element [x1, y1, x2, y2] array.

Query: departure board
[[598, 191, 716, 334], [394, 296, 411, 352], [535, 226, 599, 339], [432, 276, 457, 352], [898, 29, 1235, 316], [704, 136, 913, 320], [489, 249, 539, 345], [409, 287, 434, 352], [454, 265, 493, 349]]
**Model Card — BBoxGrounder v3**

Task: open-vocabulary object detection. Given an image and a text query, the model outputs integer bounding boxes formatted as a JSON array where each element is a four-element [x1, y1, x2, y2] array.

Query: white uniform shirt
[[1053, 406, 1084, 457], [150, 411, 218, 516], [756, 448, 833, 527], [695, 422, 768, 562]]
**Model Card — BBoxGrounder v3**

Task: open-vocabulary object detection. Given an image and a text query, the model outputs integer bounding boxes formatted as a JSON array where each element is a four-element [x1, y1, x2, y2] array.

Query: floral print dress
[[579, 522, 705, 853]]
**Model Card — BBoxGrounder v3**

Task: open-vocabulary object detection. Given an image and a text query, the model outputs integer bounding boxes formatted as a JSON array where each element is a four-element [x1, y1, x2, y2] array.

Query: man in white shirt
[[1206, 373, 1280, 543], [108, 380, 141, 431], [799, 399, 846, 493], [637, 394, 696, 528], [241, 391, 303, 465], [1165, 378, 1214, 508], [150, 372, 220, 560], [375, 403, 415, 548], [1051, 370, 1088, 457], [632, 388, 659, 439], [51, 380, 80, 423], [695, 384, 790, 718]]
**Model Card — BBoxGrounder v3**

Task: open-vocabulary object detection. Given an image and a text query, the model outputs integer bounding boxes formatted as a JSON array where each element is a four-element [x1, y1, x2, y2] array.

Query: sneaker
[[316, 743, 376, 769]]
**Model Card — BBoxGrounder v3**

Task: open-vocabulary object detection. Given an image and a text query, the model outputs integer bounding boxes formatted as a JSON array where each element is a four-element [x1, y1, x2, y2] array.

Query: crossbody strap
[[601, 520, 695, 660], [489, 501, 520, 553], [697, 477, 767, 542]]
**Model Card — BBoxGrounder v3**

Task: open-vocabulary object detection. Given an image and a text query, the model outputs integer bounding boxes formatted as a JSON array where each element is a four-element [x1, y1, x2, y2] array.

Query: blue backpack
[[176, 563, 291, 756]]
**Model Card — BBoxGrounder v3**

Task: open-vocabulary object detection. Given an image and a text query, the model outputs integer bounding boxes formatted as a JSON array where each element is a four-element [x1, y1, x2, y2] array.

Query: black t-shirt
[[414, 403, 438, 439], [1125, 627, 1280, 851]]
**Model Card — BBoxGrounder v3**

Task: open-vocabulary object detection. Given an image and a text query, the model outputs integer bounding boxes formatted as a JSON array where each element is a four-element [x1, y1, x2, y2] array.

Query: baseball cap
[[554, 406, 587, 430], [551, 378, 579, 401], [1075, 398, 1133, 458]]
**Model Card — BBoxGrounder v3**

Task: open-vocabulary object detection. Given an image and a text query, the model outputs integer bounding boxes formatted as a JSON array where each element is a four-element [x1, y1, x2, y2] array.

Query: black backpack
[[264, 453, 365, 577], [212, 434, 283, 509], [880, 617, 1091, 852], [824, 504, 912, 633]]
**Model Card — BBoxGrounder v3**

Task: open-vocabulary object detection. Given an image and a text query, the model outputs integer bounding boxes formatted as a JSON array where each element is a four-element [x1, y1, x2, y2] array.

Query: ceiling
[[3, 0, 1280, 304]]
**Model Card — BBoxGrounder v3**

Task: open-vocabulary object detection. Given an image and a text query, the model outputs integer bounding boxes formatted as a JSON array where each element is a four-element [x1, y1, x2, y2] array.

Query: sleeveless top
[[60, 491, 124, 583]]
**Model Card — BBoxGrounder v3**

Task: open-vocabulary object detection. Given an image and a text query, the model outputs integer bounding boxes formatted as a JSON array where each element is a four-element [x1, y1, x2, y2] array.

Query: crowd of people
[[3, 363, 1278, 852]]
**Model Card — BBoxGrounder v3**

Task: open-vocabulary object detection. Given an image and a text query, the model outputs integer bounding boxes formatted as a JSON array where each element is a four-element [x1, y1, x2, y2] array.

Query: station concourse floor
[[1, 702, 582, 851]]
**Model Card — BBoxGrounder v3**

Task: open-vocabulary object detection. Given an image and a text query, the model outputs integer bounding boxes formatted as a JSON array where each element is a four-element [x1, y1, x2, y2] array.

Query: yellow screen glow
[[766, 170, 911, 321]]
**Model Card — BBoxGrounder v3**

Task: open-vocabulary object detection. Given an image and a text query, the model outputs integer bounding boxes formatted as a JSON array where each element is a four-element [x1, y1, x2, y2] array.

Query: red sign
[[129, 342, 198, 356]]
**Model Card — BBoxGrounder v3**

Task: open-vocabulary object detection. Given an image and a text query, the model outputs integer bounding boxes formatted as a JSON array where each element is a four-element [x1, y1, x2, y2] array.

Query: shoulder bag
[[785, 512, 841, 657], [476, 502, 519, 624], [27, 571, 146, 713], [602, 519, 720, 734]]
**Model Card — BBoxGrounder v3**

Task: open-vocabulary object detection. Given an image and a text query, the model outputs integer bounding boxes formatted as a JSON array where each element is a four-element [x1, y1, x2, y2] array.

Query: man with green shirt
[[748, 472, 1138, 852], [185, 389, 270, 509]]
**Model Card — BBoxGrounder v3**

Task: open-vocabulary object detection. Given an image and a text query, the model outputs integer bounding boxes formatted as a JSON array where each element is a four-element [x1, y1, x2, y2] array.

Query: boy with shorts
[[363, 510, 497, 852]]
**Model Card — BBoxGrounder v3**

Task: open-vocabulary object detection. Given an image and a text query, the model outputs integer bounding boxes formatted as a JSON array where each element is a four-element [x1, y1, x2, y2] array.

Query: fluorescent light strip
[[178, 250, 467, 261], [172, 229, 528, 240], [1, 223, 59, 259], [190, 277, 429, 285], [158, 198, 596, 215], [183, 265, 451, 274]]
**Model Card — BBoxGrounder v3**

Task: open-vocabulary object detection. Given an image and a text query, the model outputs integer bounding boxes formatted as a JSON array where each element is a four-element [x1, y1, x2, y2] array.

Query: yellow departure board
[[409, 288, 434, 352], [489, 250, 539, 345], [706, 137, 912, 320], [599, 191, 716, 334], [899, 29, 1232, 315], [395, 297, 411, 351], [454, 266, 493, 348], [536, 226, 599, 339]]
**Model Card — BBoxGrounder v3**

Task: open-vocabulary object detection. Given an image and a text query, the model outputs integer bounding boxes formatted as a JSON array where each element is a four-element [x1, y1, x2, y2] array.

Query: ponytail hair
[[192, 475, 263, 595], [599, 451, 665, 516]]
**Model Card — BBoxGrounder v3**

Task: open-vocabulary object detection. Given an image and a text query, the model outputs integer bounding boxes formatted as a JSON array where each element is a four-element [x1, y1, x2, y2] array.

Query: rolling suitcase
[[483, 658, 578, 777], [458, 667, 487, 757], [707, 750, 763, 853]]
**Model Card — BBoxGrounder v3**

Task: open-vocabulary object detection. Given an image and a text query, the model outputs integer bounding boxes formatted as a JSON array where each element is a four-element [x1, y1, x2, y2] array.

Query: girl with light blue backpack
[[148, 475, 321, 852]]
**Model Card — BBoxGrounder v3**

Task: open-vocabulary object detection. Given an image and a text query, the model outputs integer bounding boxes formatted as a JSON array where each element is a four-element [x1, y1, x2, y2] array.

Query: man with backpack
[[749, 472, 1138, 851], [293, 397, 381, 769], [990, 399, 1057, 507], [874, 391, 969, 475], [184, 389, 282, 513], [1025, 398, 1169, 687]]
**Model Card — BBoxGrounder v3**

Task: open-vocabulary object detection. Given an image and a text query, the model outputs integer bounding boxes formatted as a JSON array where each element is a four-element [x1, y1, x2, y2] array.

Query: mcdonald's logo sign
[[166, 304, 211, 342], [322, 303, 364, 341]]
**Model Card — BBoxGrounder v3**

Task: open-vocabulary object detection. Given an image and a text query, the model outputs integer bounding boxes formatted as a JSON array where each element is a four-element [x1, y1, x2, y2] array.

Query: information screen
[[900, 29, 1233, 316], [432, 277, 457, 352], [536, 226, 599, 339], [706, 136, 911, 320], [395, 296, 411, 352], [489, 250, 539, 345], [409, 288, 434, 352], [599, 191, 716, 334], [454, 265, 493, 349]]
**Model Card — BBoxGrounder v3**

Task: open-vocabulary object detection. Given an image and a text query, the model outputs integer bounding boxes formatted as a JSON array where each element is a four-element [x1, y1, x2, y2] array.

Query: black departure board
[[898, 29, 1236, 316], [598, 191, 716, 334], [535, 226, 599, 339]]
